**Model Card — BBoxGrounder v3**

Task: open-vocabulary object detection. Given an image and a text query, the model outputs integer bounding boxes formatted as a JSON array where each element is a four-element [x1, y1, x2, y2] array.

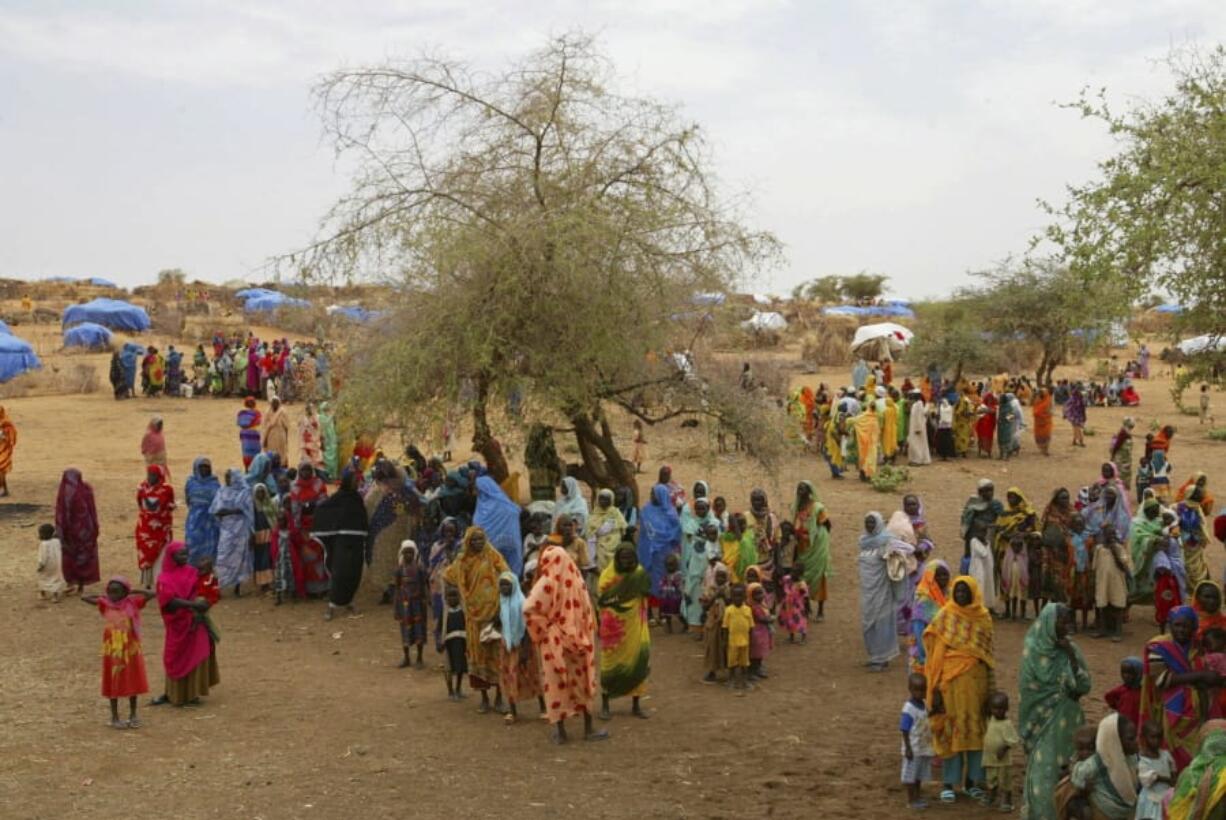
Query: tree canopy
[[790, 272, 889, 304], [1042, 46, 1226, 332], [289, 33, 781, 495]]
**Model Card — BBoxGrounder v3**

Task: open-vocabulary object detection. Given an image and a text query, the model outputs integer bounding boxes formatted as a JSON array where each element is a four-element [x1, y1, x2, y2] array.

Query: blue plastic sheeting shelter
[[244, 292, 311, 312], [0, 334, 41, 382], [327, 306, 384, 323], [84, 277, 118, 288], [1153, 304, 1184, 314], [63, 322, 114, 350], [235, 287, 281, 300], [0, 320, 11, 335], [691, 292, 726, 307], [822, 304, 916, 319], [62, 298, 151, 331]]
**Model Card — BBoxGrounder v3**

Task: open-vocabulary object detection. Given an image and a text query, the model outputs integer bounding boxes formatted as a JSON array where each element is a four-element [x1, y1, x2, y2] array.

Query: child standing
[[1136, 454, 1153, 505], [722, 583, 753, 694], [251, 483, 276, 593], [1025, 532, 1046, 615], [82, 577, 154, 728], [36, 523, 65, 602], [1136, 719, 1176, 819], [393, 541, 429, 669], [658, 553, 684, 633], [900, 672, 933, 811], [1103, 657, 1143, 730], [747, 582, 774, 680], [1000, 534, 1029, 620], [981, 691, 1021, 811], [497, 570, 544, 724], [1067, 514, 1093, 630], [701, 564, 730, 683], [777, 566, 810, 643], [631, 420, 646, 474], [439, 585, 467, 700], [195, 557, 220, 605], [1092, 527, 1131, 641], [1200, 384, 1212, 425]]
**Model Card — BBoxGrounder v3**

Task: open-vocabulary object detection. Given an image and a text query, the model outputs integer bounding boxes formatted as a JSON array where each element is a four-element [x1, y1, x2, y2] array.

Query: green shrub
[[871, 465, 910, 493], [1208, 428, 1226, 442]]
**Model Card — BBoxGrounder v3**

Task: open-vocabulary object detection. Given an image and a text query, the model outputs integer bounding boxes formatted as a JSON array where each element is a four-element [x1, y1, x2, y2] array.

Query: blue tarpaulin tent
[[0, 335, 41, 382], [63, 322, 114, 350], [326, 305, 383, 323], [84, 277, 118, 288], [245, 292, 310, 312], [822, 304, 916, 319], [0, 320, 11, 335], [1153, 304, 1184, 314], [62, 298, 151, 331], [235, 287, 281, 300]]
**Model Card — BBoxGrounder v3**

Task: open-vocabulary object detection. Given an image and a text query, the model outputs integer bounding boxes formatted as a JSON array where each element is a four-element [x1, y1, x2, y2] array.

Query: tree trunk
[[470, 371, 510, 484], [953, 361, 964, 389], [1035, 350, 1052, 390], [568, 405, 640, 506]]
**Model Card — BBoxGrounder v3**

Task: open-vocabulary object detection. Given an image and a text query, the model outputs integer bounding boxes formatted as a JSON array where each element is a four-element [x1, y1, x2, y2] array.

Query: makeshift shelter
[[235, 287, 281, 301], [850, 322, 914, 360], [325, 305, 382, 323], [244, 292, 310, 312], [741, 311, 788, 332], [0, 319, 11, 335], [84, 277, 118, 288], [1178, 334, 1226, 356], [1153, 304, 1185, 314], [823, 304, 916, 319], [0, 334, 41, 382], [61, 298, 151, 332], [63, 322, 114, 350]]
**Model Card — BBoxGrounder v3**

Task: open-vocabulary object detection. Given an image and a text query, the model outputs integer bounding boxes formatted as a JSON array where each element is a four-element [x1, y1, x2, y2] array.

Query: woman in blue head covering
[[210, 468, 254, 594], [638, 483, 681, 602], [184, 457, 221, 565], [473, 475, 523, 576], [496, 569, 541, 723]]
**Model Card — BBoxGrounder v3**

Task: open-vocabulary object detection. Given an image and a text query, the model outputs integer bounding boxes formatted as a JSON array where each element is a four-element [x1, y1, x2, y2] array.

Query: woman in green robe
[[1019, 603, 1092, 820], [791, 480, 832, 619], [317, 401, 339, 480]]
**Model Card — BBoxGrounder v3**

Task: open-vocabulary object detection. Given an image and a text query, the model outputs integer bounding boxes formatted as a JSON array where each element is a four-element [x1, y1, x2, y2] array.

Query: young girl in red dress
[[82, 577, 155, 728]]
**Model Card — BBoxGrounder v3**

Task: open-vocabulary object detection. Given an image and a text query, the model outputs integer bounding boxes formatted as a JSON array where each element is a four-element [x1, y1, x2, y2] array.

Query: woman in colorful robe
[[153, 542, 219, 706], [210, 468, 254, 595], [975, 392, 998, 457], [1167, 720, 1226, 819], [236, 398, 262, 469], [298, 402, 324, 472], [1140, 606, 1220, 771], [0, 405, 17, 496], [597, 544, 652, 719], [443, 527, 508, 711], [288, 463, 329, 597], [1031, 388, 1053, 455], [56, 468, 100, 593], [853, 404, 881, 479], [183, 458, 220, 566], [141, 417, 168, 473], [261, 398, 290, 465], [792, 480, 832, 616], [317, 402, 339, 479], [135, 464, 175, 589]]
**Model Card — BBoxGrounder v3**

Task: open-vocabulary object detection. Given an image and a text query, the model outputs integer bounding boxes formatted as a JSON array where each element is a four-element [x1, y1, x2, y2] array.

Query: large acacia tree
[[286, 34, 780, 495]]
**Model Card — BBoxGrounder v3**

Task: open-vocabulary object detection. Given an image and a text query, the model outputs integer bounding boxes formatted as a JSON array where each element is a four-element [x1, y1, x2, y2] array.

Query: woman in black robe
[[312, 469, 369, 620]]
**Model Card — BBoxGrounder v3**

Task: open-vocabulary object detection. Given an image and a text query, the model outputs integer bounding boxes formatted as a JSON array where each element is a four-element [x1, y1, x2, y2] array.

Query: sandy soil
[[1, 326, 1222, 819]]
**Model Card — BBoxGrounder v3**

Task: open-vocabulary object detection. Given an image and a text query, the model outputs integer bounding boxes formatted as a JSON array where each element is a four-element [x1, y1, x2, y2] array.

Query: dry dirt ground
[[1, 325, 1223, 819]]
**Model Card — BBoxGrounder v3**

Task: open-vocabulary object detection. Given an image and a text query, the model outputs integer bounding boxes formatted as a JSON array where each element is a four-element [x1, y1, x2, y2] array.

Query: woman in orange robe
[[1032, 388, 1053, 455], [0, 405, 17, 496]]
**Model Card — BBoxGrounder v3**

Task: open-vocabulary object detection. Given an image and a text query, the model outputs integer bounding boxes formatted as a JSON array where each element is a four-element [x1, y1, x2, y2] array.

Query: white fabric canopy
[[850, 322, 914, 360]]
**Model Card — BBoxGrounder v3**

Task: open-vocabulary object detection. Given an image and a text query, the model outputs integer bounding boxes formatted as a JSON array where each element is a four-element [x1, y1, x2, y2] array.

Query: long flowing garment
[[289, 472, 330, 597], [394, 559, 429, 647], [140, 423, 167, 471], [364, 468, 419, 596], [298, 413, 323, 471], [496, 570, 541, 705], [859, 513, 905, 664], [1063, 389, 1087, 430], [1167, 722, 1226, 820], [597, 562, 652, 699], [638, 484, 681, 596], [853, 409, 881, 477], [792, 483, 832, 602], [157, 543, 219, 705], [317, 404, 339, 479], [236, 407, 262, 469], [924, 576, 995, 778], [183, 459, 221, 566], [1179, 503, 1211, 589], [443, 528, 509, 690], [993, 489, 1037, 585], [682, 538, 713, 627], [1019, 604, 1092, 820], [210, 471, 254, 589], [908, 560, 948, 672], [56, 469, 100, 586], [142, 353, 165, 394], [882, 399, 899, 459], [1128, 504, 1166, 605], [908, 400, 931, 465], [135, 466, 175, 571], [312, 485, 369, 607], [1110, 428, 1134, 490], [262, 407, 290, 464], [587, 502, 628, 574], [0, 406, 17, 482], [473, 476, 524, 576], [997, 394, 1020, 457], [1140, 631, 1207, 771], [524, 544, 598, 723], [1040, 499, 1075, 604], [1032, 391, 1053, 450], [427, 527, 461, 644], [975, 394, 998, 456], [953, 393, 975, 456]]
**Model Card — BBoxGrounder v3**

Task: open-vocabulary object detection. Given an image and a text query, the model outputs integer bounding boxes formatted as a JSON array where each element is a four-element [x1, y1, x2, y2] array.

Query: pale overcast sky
[[1, 1, 1223, 298]]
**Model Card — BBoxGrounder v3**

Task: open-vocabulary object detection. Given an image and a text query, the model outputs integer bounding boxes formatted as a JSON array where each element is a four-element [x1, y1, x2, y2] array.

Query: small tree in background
[[838, 272, 890, 303], [907, 297, 995, 386]]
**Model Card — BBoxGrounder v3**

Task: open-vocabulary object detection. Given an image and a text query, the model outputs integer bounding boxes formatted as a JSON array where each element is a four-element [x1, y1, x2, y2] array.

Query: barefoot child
[[982, 691, 1021, 812], [36, 523, 65, 602], [497, 570, 544, 723], [747, 582, 774, 680], [597, 544, 652, 720], [394, 541, 429, 668], [82, 577, 155, 728], [439, 585, 467, 701], [701, 564, 730, 683], [658, 553, 684, 633], [778, 565, 810, 643], [900, 672, 933, 811], [1136, 719, 1176, 819], [723, 583, 753, 693]]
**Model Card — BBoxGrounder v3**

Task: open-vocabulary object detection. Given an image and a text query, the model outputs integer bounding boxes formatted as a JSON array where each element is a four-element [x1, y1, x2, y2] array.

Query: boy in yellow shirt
[[982, 691, 1022, 811], [722, 583, 753, 693]]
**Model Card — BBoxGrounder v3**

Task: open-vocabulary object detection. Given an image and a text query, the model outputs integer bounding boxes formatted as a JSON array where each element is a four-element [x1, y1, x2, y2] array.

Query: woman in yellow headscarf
[[924, 575, 995, 803], [993, 487, 1037, 575], [0, 405, 17, 497], [953, 385, 976, 457], [881, 395, 899, 462], [443, 526, 509, 713], [853, 403, 881, 480]]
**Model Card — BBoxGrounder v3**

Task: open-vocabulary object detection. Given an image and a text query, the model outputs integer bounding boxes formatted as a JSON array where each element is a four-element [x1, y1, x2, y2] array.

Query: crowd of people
[[108, 333, 332, 403], [787, 360, 1148, 482]]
